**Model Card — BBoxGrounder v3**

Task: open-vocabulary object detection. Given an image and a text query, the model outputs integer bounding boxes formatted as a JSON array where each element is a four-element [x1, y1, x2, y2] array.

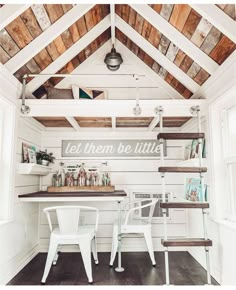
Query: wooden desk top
[[18, 191, 127, 202]]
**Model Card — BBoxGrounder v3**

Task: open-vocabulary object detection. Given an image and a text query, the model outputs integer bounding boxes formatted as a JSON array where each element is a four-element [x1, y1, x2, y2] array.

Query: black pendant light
[[104, 45, 123, 71]]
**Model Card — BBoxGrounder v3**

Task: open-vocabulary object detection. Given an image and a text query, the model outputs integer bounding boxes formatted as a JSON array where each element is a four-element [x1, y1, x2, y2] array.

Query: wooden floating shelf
[[47, 185, 115, 193], [16, 163, 52, 175], [161, 238, 212, 247], [160, 202, 209, 209], [158, 166, 207, 173], [157, 132, 205, 140]]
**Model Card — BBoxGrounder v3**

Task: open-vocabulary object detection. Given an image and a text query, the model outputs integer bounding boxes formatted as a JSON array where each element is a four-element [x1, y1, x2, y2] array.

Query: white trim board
[[4, 4, 94, 74], [130, 4, 219, 75], [19, 99, 206, 117]]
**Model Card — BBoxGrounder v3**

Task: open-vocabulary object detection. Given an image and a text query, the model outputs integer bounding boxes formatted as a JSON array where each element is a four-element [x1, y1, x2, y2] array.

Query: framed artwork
[[22, 143, 36, 163]]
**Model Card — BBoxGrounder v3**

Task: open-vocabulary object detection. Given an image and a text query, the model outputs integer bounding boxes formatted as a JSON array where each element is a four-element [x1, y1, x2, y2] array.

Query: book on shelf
[[183, 138, 206, 161], [185, 178, 207, 202]]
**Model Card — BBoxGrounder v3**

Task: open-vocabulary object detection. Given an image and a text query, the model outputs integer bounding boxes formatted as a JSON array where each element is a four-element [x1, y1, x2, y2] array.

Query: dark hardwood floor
[[8, 251, 218, 285]]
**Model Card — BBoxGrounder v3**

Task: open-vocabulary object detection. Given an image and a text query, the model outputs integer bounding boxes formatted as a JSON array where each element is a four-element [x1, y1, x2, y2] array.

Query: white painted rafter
[[26, 15, 111, 92], [0, 4, 31, 30], [191, 4, 236, 43], [116, 15, 200, 93], [130, 4, 219, 75], [66, 117, 80, 131], [110, 4, 116, 45], [112, 116, 116, 130], [5, 4, 94, 74], [148, 117, 160, 131]]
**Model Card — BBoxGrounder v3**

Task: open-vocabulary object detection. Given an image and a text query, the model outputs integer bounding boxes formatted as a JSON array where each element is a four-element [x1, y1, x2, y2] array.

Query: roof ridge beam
[[4, 4, 94, 74], [0, 4, 31, 30], [191, 4, 236, 43], [130, 4, 219, 75], [27, 15, 111, 93], [116, 15, 200, 93]]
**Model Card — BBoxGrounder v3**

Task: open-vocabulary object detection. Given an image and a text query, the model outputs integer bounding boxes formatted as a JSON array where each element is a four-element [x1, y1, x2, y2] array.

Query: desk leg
[[115, 201, 124, 272]]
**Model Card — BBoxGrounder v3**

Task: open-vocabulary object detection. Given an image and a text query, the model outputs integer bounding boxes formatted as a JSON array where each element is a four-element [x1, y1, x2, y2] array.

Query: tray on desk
[[47, 185, 115, 193]]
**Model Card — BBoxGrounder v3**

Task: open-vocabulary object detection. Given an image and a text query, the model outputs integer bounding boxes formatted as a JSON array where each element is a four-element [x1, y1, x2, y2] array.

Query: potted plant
[[36, 150, 55, 166]]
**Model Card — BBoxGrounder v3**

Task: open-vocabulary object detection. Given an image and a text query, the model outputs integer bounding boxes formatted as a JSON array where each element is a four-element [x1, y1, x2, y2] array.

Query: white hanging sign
[[62, 140, 166, 158]]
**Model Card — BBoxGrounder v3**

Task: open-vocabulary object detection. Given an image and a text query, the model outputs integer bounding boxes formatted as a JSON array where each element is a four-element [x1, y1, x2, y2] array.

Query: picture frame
[[22, 142, 36, 163]]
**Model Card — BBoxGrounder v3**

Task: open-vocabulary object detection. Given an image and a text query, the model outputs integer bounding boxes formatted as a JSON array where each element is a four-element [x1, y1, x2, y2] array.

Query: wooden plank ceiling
[[34, 116, 191, 128], [0, 4, 235, 129]]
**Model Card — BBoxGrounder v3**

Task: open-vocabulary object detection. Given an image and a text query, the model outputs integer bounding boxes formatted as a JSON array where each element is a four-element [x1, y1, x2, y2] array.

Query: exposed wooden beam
[[112, 116, 116, 130], [0, 4, 31, 30], [148, 117, 160, 131], [191, 4, 236, 43], [27, 15, 111, 92], [116, 15, 200, 93], [5, 4, 94, 74], [66, 117, 80, 131], [130, 4, 219, 75], [19, 99, 206, 118]]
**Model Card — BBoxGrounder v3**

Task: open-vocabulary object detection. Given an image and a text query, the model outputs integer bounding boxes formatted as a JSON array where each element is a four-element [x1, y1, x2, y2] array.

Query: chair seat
[[113, 219, 151, 234], [51, 225, 96, 241]]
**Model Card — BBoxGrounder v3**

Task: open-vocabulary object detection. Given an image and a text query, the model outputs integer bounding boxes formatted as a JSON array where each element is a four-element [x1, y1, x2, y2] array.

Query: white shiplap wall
[[39, 130, 188, 252], [0, 117, 42, 284]]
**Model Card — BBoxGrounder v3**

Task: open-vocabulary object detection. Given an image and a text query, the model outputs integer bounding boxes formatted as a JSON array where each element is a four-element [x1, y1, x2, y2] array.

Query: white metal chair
[[41, 205, 99, 284], [109, 198, 158, 267]]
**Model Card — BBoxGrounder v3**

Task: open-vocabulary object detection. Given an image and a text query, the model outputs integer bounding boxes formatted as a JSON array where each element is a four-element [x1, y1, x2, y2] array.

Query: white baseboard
[[0, 244, 39, 285], [188, 248, 221, 284]]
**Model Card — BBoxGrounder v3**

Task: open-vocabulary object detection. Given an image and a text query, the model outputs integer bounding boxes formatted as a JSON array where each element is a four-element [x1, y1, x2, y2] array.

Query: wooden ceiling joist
[[0, 4, 31, 30], [27, 15, 111, 92], [116, 15, 199, 93], [191, 4, 236, 43], [4, 4, 94, 74], [131, 4, 219, 75]]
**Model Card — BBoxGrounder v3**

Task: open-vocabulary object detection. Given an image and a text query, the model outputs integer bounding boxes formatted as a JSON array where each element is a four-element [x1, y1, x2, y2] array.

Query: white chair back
[[124, 199, 158, 226], [43, 206, 99, 235]]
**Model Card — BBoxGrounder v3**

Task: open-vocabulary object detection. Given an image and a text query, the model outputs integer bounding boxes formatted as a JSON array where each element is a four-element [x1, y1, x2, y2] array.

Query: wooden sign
[[62, 140, 166, 158]]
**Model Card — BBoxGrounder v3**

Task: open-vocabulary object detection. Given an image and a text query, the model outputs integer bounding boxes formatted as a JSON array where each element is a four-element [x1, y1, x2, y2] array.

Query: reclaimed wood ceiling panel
[[0, 4, 110, 80], [75, 117, 112, 128], [216, 4, 235, 20], [156, 117, 192, 127], [116, 28, 193, 99], [34, 117, 72, 127], [149, 4, 236, 65], [33, 28, 111, 98], [116, 117, 153, 127], [116, 5, 210, 88]]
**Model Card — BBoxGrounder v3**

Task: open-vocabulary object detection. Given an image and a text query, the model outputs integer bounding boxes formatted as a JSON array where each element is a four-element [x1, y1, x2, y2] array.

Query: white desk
[[19, 190, 127, 272]]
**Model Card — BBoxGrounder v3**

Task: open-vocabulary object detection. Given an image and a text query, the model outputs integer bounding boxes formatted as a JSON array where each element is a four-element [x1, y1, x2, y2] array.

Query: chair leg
[[144, 230, 156, 266], [52, 249, 60, 266], [91, 237, 99, 265], [41, 238, 58, 284], [109, 227, 119, 266], [80, 240, 93, 284]]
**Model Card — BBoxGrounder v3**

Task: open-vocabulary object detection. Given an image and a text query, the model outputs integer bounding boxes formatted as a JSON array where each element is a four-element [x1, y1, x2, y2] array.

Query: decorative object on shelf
[[185, 178, 206, 202], [22, 142, 36, 163], [72, 85, 107, 100], [36, 149, 55, 166], [47, 185, 115, 193], [184, 143, 192, 160], [133, 74, 142, 116], [190, 140, 199, 159], [102, 172, 111, 186], [52, 170, 62, 187]]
